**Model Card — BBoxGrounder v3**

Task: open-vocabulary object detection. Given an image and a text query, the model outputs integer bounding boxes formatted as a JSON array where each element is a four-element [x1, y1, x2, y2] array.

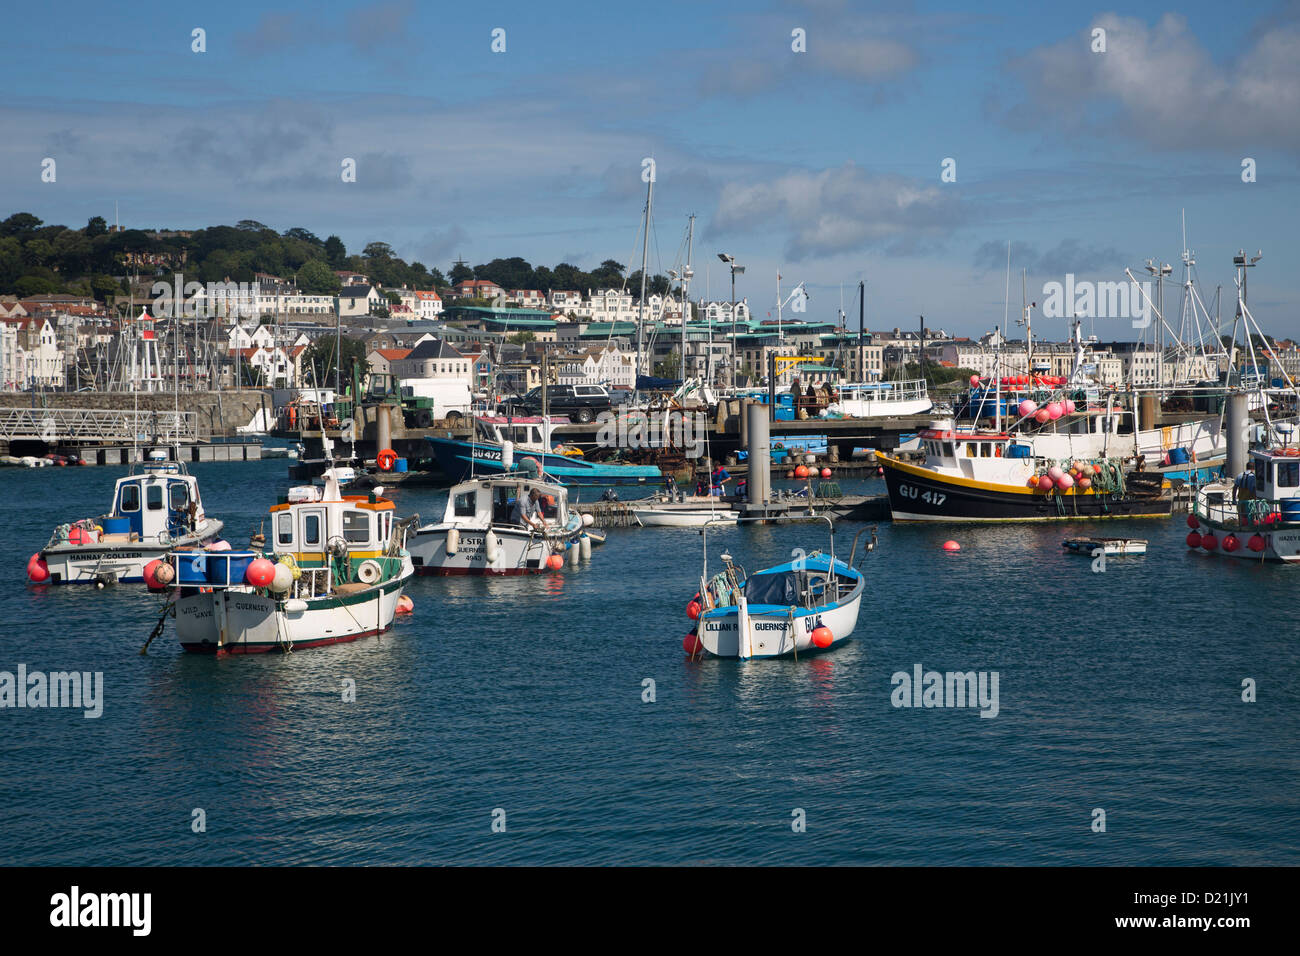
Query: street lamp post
[[718, 253, 744, 389]]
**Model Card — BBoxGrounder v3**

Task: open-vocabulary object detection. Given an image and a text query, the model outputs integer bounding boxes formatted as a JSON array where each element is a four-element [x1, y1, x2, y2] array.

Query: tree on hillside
[[324, 235, 347, 268], [449, 261, 474, 285], [297, 259, 341, 295], [84, 216, 108, 237]]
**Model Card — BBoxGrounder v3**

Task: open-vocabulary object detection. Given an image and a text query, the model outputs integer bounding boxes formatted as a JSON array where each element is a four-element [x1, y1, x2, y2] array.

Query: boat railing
[[294, 567, 331, 599], [841, 379, 928, 403], [1194, 494, 1287, 529]]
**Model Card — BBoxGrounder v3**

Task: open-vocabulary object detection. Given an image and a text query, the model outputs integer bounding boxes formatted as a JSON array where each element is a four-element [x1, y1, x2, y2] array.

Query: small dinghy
[[27, 452, 223, 586], [409, 474, 597, 574], [1062, 537, 1147, 556], [683, 517, 865, 659]]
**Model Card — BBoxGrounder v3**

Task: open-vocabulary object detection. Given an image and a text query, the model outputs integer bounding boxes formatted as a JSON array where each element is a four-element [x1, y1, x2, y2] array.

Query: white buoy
[[581, 512, 594, 527], [270, 563, 293, 594], [580, 534, 591, 559], [568, 542, 579, 566], [485, 532, 500, 564], [501, 440, 514, 473], [446, 527, 459, 555]]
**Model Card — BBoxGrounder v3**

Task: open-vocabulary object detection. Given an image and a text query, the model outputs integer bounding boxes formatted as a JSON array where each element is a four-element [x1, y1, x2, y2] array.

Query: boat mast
[[636, 172, 654, 386], [857, 280, 865, 385], [681, 214, 694, 387]]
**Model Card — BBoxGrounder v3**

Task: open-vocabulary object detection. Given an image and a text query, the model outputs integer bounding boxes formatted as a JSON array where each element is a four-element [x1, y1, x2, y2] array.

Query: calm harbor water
[[1, 457, 1297, 865]]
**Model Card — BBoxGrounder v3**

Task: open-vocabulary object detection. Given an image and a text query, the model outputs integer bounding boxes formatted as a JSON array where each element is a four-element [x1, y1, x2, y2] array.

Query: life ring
[[376, 448, 398, 471]]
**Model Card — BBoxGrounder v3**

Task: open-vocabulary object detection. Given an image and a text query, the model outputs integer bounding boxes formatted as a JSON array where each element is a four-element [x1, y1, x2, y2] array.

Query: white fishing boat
[[630, 491, 738, 528], [27, 453, 224, 586], [409, 473, 595, 574], [682, 518, 865, 659], [166, 471, 414, 653], [1188, 445, 1300, 562]]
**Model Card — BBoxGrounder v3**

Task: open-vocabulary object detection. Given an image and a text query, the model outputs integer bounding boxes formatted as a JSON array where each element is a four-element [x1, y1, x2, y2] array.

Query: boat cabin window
[[965, 442, 976, 457], [453, 491, 476, 517], [276, 513, 293, 546], [943, 441, 955, 457], [120, 484, 140, 512], [1278, 461, 1299, 488], [146, 484, 164, 511], [1256, 457, 1267, 484], [304, 514, 321, 546], [343, 511, 371, 543], [170, 482, 189, 511]]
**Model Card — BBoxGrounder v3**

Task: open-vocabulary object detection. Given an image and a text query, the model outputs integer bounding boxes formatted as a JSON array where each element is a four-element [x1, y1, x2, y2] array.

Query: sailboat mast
[[681, 214, 694, 385], [636, 174, 654, 383]]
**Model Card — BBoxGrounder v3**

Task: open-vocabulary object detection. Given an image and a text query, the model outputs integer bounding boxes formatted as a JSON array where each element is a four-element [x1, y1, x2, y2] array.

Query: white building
[[557, 346, 636, 388]]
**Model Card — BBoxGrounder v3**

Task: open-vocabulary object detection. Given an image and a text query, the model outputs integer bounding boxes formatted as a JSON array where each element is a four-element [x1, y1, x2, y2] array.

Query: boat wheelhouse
[[169, 473, 414, 653], [1189, 447, 1300, 561], [825, 379, 932, 418], [31, 454, 223, 585], [409, 474, 594, 574]]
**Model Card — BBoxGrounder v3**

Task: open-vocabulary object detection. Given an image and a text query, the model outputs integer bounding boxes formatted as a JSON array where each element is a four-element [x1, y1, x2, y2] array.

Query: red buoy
[[1223, 534, 1241, 553], [27, 553, 49, 583], [794, 464, 810, 479], [820, 467, 832, 479], [683, 631, 703, 655], [1200, 532, 1218, 551], [811, 626, 834, 648], [1185, 531, 1201, 549], [1248, 534, 1267, 553], [245, 557, 277, 587], [942, 540, 961, 552], [686, 600, 701, 620], [1186, 514, 1200, 529], [143, 558, 164, 590]]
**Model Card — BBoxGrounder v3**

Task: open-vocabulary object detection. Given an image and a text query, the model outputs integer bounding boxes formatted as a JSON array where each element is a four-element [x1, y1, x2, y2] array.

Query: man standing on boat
[[710, 463, 731, 497], [513, 488, 545, 531]]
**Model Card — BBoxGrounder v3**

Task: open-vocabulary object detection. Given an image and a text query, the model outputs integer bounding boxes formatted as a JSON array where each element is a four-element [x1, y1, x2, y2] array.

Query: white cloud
[[712, 162, 962, 260], [1004, 12, 1300, 152]]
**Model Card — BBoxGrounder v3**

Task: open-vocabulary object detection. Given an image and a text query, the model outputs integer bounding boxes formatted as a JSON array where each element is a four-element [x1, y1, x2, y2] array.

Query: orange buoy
[[686, 600, 701, 620], [396, 595, 414, 615], [546, 554, 564, 571], [942, 540, 961, 552], [811, 626, 834, 648], [794, 464, 809, 478], [376, 448, 398, 471]]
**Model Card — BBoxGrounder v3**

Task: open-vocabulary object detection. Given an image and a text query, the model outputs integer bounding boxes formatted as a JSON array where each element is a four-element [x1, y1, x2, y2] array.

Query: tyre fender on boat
[[357, 559, 383, 584], [376, 449, 398, 471]]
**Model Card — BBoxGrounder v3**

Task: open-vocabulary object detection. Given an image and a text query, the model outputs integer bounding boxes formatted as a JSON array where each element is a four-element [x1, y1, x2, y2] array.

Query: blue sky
[[3, 0, 1298, 337]]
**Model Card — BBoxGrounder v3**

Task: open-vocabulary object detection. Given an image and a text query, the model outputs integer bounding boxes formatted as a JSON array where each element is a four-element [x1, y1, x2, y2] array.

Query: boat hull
[[410, 525, 563, 575], [879, 455, 1171, 522], [699, 590, 862, 658], [175, 570, 411, 653], [428, 437, 662, 486], [40, 520, 225, 584], [632, 507, 737, 527]]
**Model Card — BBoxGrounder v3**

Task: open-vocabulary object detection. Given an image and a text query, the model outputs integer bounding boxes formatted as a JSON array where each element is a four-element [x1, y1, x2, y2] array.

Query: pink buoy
[[1046, 402, 1063, 420], [1018, 399, 1038, 417], [942, 540, 961, 552], [1034, 409, 1050, 423], [1057, 473, 1074, 490], [969, 375, 981, 387], [1077, 476, 1091, 490], [1037, 475, 1054, 491], [1063, 399, 1076, 414], [1048, 466, 1064, 480]]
